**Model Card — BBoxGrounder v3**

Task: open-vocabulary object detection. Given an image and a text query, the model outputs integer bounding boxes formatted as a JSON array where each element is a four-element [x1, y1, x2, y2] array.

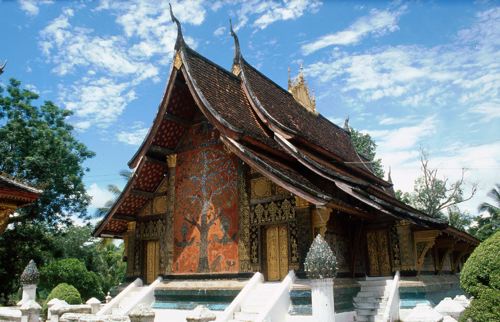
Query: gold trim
[[174, 52, 183, 70]]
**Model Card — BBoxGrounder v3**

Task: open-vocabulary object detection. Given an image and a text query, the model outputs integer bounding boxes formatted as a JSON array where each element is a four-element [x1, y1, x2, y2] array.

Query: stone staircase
[[228, 283, 280, 322], [354, 277, 393, 322], [111, 287, 146, 315]]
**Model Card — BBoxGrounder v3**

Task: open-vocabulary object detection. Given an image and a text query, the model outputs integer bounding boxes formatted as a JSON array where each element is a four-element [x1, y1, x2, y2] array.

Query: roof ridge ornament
[[229, 19, 242, 76], [343, 116, 350, 134], [169, 3, 185, 50], [288, 65, 316, 113], [0, 61, 6, 75]]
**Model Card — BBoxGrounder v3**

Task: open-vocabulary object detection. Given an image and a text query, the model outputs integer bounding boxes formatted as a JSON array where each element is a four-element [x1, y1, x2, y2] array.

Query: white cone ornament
[[304, 234, 337, 322]]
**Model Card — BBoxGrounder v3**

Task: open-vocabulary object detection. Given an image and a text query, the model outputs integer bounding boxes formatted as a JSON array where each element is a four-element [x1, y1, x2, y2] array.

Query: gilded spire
[[229, 19, 242, 76], [288, 65, 316, 113], [169, 3, 184, 50]]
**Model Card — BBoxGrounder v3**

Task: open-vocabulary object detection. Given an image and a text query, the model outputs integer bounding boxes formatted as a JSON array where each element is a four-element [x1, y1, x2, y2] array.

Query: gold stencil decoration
[[139, 200, 153, 216], [153, 196, 167, 214], [295, 196, 309, 209], [251, 177, 272, 199], [174, 52, 183, 70]]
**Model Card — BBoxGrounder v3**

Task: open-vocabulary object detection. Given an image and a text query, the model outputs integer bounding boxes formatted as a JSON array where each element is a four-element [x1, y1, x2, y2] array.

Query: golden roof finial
[[288, 64, 316, 114]]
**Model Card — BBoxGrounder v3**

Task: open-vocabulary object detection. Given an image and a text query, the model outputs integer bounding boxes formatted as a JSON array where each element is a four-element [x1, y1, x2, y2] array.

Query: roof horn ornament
[[0, 61, 6, 75], [343, 116, 350, 133], [169, 3, 185, 50], [229, 19, 242, 76]]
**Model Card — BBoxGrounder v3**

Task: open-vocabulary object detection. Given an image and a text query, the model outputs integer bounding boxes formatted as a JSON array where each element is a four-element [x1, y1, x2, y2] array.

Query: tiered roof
[[0, 173, 42, 206], [94, 9, 477, 246]]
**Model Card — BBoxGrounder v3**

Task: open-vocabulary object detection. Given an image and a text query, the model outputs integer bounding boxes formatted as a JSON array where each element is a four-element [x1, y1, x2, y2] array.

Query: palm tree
[[471, 184, 499, 240], [94, 170, 132, 218]]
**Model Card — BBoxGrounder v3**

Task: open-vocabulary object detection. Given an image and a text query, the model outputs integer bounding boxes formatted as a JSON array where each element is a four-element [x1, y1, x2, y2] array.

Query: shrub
[[460, 231, 500, 298], [304, 234, 337, 279], [40, 258, 104, 301], [459, 231, 500, 321], [43, 283, 81, 318], [46, 283, 82, 305]]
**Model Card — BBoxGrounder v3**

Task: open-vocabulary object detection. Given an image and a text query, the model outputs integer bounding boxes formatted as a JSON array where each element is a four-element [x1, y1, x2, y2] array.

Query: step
[[354, 301, 386, 309], [234, 311, 259, 321], [354, 315, 375, 322], [358, 280, 392, 287], [240, 302, 265, 314], [355, 291, 387, 298], [360, 285, 389, 292]]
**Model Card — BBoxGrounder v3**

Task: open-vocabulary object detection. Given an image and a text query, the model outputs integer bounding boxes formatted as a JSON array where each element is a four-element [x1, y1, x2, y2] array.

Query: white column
[[311, 278, 335, 322]]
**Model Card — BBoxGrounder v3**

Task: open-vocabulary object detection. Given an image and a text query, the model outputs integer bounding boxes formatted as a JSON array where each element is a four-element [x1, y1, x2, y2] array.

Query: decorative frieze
[[237, 162, 252, 272], [249, 198, 299, 269]]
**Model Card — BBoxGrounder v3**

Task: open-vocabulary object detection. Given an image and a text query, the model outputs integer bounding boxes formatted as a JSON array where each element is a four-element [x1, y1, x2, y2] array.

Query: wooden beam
[[113, 213, 137, 221], [149, 145, 174, 156], [143, 156, 169, 168], [130, 189, 164, 199], [163, 113, 193, 127]]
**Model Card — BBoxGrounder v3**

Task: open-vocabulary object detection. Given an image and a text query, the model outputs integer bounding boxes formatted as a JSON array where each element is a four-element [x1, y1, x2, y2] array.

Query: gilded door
[[366, 230, 392, 276], [266, 225, 289, 281], [145, 240, 160, 284]]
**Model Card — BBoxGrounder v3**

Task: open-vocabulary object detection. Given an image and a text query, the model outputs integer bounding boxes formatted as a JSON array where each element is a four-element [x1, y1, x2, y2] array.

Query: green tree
[[94, 170, 131, 218], [0, 78, 95, 225], [408, 151, 476, 219], [50, 225, 126, 296], [40, 258, 104, 301], [348, 126, 384, 178], [469, 184, 499, 240], [0, 223, 57, 304], [446, 206, 473, 231]]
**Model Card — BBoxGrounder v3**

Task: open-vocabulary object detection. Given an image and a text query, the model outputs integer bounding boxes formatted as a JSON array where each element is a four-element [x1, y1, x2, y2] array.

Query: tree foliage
[[349, 127, 385, 178], [407, 151, 476, 220], [469, 184, 499, 240], [40, 258, 104, 301], [0, 78, 95, 225]]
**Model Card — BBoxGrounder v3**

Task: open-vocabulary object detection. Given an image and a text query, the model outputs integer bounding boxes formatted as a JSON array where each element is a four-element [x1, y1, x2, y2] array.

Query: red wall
[[172, 124, 239, 273]]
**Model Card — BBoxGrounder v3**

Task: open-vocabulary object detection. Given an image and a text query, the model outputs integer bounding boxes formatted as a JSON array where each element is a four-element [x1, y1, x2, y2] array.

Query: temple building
[[93, 12, 478, 296], [0, 174, 42, 234]]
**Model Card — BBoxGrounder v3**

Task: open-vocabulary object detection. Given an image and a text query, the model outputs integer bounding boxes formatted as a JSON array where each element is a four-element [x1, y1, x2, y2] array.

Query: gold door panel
[[266, 225, 289, 281], [366, 230, 391, 276], [146, 240, 160, 284]]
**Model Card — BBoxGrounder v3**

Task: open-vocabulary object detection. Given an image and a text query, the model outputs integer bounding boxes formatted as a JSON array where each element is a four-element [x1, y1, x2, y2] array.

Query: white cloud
[[302, 6, 406, 54], [19, 0, 53, 16], [307, 7, 500, 110], [60, 78, 137, 129], [368, 115, 437, 151], [116, 123, 149, 145], [87, 183, 115, 209], [213, 26, 226, 37], [469, 102, 500, 122], [230, 0, 321, 31]]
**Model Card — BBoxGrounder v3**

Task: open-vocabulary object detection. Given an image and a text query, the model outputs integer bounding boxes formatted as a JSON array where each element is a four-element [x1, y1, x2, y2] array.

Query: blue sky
[[0, 0, 499, 218]]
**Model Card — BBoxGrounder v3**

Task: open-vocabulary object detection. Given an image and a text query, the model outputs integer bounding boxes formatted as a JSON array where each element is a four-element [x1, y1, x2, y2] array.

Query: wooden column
[[413, 230, 440, 275], [237, 161, 252, 272], [312, 207, 332, 237], [126, 222, 137, 277], [164, 154, 177, 274], [396, 220, 415, 271], [0, 206, 15, 234]]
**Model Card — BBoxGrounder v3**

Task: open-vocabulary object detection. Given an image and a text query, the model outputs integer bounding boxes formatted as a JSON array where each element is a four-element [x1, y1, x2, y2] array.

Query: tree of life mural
[[173, 142, 239, 273]]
